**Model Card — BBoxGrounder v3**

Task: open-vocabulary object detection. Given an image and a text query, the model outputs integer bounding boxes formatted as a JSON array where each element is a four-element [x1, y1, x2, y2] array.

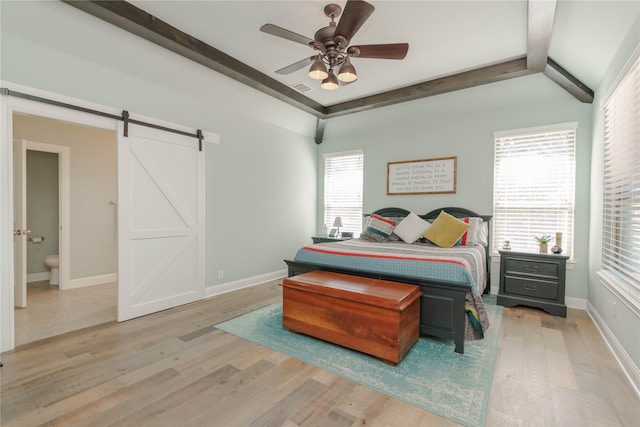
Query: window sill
[[598, 270, 640, 317]]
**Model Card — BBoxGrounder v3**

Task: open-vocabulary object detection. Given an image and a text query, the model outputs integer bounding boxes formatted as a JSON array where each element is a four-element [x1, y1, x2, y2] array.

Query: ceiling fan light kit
[[338, 58, 358, 82], [261, 0, 408, 91], [321, 69, 340, 90], [309, 56, 329, 80]]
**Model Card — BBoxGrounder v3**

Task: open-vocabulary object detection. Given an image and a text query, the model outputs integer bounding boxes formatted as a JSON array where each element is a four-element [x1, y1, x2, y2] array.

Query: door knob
[[14, 229, 21, 236]]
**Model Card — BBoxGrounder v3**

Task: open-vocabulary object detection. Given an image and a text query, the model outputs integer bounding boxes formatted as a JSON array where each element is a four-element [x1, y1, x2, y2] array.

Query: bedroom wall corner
[[204, 119, 317, 289], [318, 76, 593, 301]]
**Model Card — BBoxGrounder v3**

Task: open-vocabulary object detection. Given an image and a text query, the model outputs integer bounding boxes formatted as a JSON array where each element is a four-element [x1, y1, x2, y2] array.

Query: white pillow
[[459, 217, 488, 246], [477, 221, 489, 246], [393, 212, 431, 243]]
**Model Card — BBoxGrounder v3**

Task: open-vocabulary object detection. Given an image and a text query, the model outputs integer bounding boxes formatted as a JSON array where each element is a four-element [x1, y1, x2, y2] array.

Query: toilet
[[44, 254, 59, 285]]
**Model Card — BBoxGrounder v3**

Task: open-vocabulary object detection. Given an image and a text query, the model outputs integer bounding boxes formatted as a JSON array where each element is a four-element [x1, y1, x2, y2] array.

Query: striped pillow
[[456, 217, 487, 246], [360, 214, 396, 242]]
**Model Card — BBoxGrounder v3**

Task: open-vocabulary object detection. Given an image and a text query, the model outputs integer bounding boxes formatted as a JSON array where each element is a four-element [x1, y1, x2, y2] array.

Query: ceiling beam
[[62, 0, 326, 117], [525, 0, 593, 103], [544, 58, 594, 103], [323, 58, 535, 118], [527, 0, 557, 72], [66, 0, 593, 126], [315, 118, 327, 144]]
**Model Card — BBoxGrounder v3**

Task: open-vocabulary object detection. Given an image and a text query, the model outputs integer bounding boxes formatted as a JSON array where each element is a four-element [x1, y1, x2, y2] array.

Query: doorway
[[25, 149, 60, 289], [12, 115, 118, 345], [1, 86, 207, 352]]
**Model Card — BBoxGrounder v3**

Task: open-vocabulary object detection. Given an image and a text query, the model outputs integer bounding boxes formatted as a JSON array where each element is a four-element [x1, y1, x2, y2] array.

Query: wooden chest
[[282, 270, 421, 365]]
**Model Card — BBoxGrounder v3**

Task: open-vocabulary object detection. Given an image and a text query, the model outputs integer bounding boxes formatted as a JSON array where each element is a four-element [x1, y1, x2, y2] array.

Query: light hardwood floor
[[14, 280, 117, 345], [1, 280, 638, 426]]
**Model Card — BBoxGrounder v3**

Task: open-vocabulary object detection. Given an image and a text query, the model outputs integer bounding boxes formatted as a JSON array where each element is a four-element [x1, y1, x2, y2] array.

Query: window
[[323, 150, 363, 235], [493, 124, 576, 256], [600, 55, 640, 307]]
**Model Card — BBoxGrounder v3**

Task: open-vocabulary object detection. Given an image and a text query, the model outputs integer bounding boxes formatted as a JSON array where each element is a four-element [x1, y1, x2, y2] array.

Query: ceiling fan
[[260, 0, 409, 91]]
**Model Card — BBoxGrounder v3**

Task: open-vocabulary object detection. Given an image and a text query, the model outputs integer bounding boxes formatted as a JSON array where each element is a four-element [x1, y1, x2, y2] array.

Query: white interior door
[[13, 139, 27, 308], [117, 122, 205, 321]]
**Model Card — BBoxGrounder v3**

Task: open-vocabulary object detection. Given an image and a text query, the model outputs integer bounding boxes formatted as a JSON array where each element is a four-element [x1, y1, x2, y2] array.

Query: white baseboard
[[205, 269, 287, 299], [66, 273, 117, 289], [566, 296, 587, 310], [587, 301, 640, 398], [27, 272, 50, 283]]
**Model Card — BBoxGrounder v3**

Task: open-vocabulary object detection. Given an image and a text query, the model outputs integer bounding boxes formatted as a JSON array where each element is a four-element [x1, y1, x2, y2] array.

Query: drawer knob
[[523, 284, 537, 291], [524, 265, 540, 272]]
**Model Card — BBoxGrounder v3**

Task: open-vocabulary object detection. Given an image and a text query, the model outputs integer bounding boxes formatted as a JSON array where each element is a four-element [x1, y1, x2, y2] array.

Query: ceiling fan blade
[[260, 23, 314, 46], [334, 0, 375, 43], [275, 57, 315, 75], [348, 43, 409, 60]]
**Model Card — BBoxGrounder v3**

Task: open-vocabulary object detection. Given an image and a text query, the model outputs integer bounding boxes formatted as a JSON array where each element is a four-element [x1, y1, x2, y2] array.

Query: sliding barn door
[[117, 122, 205, 322]]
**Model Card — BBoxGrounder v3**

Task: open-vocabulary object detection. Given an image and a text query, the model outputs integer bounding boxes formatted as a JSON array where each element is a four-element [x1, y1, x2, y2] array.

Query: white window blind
[[601, 55, 640, 303], [324, 151, 363, 235], [493, 125, 576, 256]]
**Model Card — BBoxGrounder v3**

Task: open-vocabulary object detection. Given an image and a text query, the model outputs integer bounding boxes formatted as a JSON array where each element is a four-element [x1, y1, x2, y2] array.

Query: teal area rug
[[216, 295, 503, 427]]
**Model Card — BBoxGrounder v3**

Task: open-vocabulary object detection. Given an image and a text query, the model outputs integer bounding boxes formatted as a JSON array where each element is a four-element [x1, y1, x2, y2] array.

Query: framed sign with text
[[387, 156, 457, 195]]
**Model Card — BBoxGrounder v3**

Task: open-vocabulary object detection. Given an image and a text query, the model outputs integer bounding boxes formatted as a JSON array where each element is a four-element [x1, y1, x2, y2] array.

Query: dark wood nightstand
[[497, 250, 569, 317], [311, 236, 351, 244]]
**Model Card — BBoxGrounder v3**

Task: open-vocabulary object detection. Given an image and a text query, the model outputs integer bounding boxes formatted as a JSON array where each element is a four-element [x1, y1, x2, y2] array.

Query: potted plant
[[534, 234, 553, 253]]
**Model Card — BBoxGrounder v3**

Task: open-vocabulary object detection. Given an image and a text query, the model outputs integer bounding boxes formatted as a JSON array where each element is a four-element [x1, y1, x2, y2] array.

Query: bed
[[284, 207, 492, 354]]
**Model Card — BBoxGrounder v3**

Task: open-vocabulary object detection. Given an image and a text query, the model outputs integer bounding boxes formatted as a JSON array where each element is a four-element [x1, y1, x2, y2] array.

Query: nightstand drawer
[[504, 276, 558, 301], [504, 258, 560, 279]]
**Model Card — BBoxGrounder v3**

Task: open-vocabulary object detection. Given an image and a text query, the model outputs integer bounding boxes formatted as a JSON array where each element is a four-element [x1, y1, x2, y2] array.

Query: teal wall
[[1, 1, 318, 288], [319, 73, 593, 297], [206, 118, 317, 284], [588, 16, 640, 378]]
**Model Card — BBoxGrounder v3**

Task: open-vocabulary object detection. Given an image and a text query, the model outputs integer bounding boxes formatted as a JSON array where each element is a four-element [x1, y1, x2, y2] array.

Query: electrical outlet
[[217, 270, 224, 280]]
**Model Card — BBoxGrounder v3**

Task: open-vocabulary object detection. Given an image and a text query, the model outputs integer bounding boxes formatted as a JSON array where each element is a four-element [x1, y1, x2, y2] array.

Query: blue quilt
[[294, 239, 486, 295]]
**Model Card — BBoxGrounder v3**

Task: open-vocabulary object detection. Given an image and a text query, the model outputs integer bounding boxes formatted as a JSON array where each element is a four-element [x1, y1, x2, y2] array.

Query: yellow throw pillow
[[423, 211, 471, 248]]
